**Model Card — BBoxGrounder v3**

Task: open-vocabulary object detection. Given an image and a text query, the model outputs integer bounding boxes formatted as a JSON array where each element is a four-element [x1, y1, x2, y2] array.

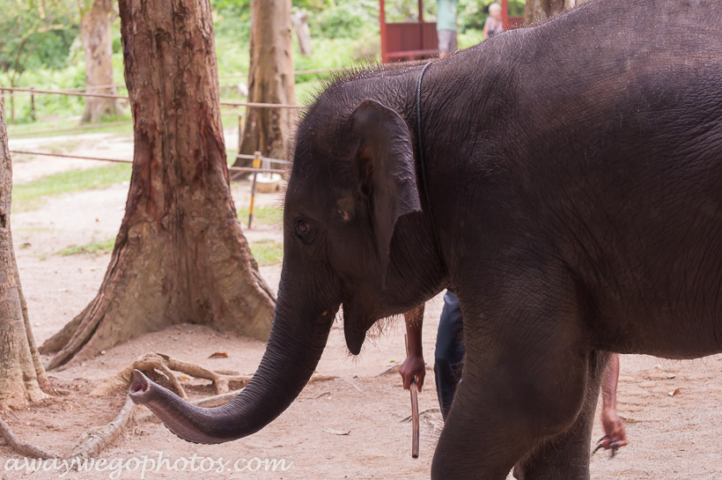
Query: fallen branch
[[0, 414, 58, 459], [66, 396, 136, 460]]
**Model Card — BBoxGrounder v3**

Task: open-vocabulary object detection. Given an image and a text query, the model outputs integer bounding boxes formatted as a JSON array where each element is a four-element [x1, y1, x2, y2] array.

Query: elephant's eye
[[295, 219, 311, 237]]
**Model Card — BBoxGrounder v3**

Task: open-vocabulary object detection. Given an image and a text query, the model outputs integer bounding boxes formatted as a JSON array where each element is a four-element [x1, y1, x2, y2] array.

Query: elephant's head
[[129, 89, 446, 444]]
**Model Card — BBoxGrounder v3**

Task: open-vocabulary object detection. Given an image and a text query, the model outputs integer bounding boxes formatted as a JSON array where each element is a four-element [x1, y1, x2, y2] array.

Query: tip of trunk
[[129, 369, 151, 403], [128, 370, 231, 444]]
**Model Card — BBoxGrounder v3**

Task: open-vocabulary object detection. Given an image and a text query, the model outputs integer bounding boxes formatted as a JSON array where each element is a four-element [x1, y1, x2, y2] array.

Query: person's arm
[[483, 17, 491, 40], [399, 304, 426, 391], [599, 353, 627, 452]]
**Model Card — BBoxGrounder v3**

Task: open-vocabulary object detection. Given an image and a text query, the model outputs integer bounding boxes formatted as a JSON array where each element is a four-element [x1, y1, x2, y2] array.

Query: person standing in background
[[483, 2, 504, 40], [436, 0, 458, 58]]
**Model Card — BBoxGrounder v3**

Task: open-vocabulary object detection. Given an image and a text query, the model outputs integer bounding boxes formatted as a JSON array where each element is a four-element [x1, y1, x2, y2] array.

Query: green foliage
[[0, 0, 79, 74], [57, 238, 115, 256], [1, 0, 525, 129], [12, 163, 131, 212], [249, 239, 283, 266], [312, 1, 377, 39], [237, 205, 283, 227]]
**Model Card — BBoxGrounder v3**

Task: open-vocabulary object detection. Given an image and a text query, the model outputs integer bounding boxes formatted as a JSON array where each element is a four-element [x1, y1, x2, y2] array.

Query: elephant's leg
[[430, 275, 592, 480], [512, 351, 611, 480]]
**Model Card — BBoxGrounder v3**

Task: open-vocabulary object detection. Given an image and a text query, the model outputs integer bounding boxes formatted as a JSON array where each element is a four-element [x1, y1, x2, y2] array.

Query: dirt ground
[[2, 131, 722, 479]]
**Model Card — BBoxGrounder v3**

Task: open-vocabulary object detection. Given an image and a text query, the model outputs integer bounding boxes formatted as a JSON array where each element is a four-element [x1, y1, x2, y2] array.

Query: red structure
[[380, 0, 524, 63]]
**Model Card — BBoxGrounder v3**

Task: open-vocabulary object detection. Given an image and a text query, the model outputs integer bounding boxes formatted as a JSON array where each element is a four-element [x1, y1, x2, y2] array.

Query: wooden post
[[380, 0, 388, 63], [248, 151, 261, 229], [237, 113, 244, 153], [418, 0, 424, 54], [30, 88, 36, 122], [502, 0, 509, 30]]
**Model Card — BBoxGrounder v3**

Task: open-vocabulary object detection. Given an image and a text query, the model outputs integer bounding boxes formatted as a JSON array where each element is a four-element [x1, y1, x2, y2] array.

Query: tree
[[0, 103, 52, 410], [78, 0, 123, 124], [41, 0, 276, 369], [524, 0, 585, 24], [231, 0, 297, 172]]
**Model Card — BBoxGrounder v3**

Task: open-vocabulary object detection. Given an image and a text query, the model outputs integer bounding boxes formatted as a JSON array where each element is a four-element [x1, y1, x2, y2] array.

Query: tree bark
[[291, 10, 312, 57], [41, 0, 275, 370], [0, 103, 51, 410], [79, 0, 123, 124], [524, 0, 567, 24], [231, 0, 297, 174]]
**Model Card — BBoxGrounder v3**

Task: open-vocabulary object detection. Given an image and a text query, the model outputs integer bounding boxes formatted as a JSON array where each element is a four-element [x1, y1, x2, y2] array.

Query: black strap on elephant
[[416, 61, 447, 272]]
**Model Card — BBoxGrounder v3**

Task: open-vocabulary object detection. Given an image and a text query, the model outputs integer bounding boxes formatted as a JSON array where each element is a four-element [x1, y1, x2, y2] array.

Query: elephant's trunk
[[129, 298, 336, 444]]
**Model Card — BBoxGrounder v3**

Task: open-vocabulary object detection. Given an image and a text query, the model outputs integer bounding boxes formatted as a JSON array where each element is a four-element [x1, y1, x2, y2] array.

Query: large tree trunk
[[79, 0, 123, 124], [41, 0, 275, 370], [0, 104, 51, 410], [231, 0, 296, 174], [524, 0, 567, 24]]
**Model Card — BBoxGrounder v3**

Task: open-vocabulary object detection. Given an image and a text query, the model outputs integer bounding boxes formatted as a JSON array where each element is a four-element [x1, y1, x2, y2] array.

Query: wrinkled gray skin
[[130, 0, 722, 478]]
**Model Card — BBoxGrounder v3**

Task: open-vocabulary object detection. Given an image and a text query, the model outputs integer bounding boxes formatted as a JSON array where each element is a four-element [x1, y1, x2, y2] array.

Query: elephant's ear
[[351, 99, 421, 287]]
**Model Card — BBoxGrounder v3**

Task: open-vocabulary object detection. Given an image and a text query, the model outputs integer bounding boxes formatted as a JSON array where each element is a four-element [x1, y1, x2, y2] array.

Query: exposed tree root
[[0, 354, 339, 460], [66, 396, 136, 460], [91, 352, 255, 397], [0, 395, 136, 461], [0, 415, 57, 459]]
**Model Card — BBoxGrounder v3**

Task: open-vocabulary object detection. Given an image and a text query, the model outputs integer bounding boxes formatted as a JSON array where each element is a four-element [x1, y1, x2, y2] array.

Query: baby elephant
[[130, 0, 722, 478]]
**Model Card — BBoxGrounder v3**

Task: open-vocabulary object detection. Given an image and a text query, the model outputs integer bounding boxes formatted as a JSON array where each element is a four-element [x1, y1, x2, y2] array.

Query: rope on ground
[[0, 83, 127, 99], [0, 87, 304, 109], [10, 121, 133, 138], [8, 150, 288, 174]]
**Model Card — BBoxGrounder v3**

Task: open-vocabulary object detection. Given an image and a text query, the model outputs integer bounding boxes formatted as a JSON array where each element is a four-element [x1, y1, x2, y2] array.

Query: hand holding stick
[[405, 334, 420, 458]]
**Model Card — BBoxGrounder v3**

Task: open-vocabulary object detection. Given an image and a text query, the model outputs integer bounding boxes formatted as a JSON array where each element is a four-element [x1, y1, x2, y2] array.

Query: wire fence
[[9, 149, 288, 174], [0, 66, 359, 178]]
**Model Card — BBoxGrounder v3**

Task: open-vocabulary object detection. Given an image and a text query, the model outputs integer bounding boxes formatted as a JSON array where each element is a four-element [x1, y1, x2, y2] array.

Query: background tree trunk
[[524, 0, 567, 24], [79, 0, 123, 124], [41, 0, 275, 370], [292, 10, 312, 57], [0, 103, 51, 410], [231, 0, 296, 174]]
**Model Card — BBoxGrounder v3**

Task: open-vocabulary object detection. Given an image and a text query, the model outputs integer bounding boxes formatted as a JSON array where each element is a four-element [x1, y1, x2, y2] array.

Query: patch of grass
[[250, 239, 283, 267], [42, 138, 83, 154], [13, 163, 132, 212], [237, 205, 283, 227], [57, 238, 115, 256], [54, 236, 283, 266]]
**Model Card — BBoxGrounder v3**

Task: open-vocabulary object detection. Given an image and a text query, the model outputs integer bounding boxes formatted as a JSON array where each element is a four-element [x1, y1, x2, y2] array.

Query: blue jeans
[[434, 291, 464, 419]]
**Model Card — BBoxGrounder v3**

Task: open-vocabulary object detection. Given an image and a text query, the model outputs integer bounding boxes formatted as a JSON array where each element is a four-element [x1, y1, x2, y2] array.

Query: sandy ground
[[2, 132, 722, 480]]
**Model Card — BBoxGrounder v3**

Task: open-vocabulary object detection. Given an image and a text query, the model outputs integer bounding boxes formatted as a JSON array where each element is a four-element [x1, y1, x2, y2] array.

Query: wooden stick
[[410, 380, 420, 458], [405, 334, 420, 458]]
